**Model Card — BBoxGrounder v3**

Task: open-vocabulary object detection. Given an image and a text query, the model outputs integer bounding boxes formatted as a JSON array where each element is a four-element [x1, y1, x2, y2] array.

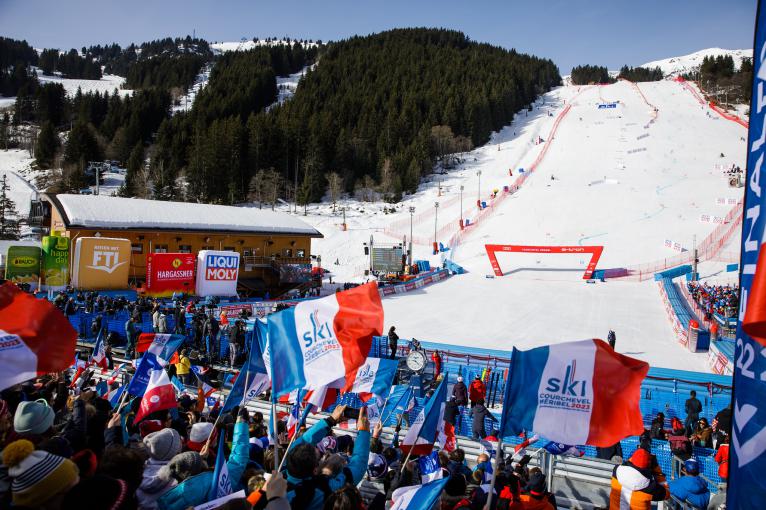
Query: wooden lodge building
[[34, 193, 323, 294]]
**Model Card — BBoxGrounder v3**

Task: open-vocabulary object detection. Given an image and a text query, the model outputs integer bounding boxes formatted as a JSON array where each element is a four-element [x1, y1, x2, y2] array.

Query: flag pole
[[483, 439, 504, 510], [277, 429, 298, 471], [399, 447, 414, 474], [271, 397, 280, 472]]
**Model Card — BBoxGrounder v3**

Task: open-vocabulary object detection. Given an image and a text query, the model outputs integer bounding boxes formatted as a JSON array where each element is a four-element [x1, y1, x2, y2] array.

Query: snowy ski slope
[[293, 79, 746, 372]]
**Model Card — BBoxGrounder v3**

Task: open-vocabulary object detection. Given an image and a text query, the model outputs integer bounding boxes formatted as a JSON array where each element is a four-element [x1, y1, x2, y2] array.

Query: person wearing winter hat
[[61, 474, 133, 510], [609, 449, 669, 509], [166, 451, 208, 482], [520, 471, 554, 509], [669, 458, 710, 509], [13, 399, 55, 437], [137, 428, 182, 509], [139, 419, 164, 438], [452, 376, 468, 406], [186, 421, 214, 452], [367, 452, 388, 480], [2, 439, 80, 509]]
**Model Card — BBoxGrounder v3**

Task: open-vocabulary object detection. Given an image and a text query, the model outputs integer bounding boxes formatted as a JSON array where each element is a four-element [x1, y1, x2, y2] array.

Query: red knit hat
[[630, 448, 652, 469]]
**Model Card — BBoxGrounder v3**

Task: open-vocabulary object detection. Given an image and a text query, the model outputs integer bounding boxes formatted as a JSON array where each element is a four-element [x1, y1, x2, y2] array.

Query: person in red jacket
[[431, 350, 442, 376], [715, 435, 729, 480], [469, 375, 486, 407]]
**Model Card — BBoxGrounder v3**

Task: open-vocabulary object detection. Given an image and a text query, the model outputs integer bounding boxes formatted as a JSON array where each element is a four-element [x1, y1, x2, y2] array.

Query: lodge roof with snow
[[46, 194, 323, 237]]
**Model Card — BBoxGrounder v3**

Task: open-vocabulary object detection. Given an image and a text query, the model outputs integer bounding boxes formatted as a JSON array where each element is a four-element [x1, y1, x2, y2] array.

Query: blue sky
[[0, 0, 757, 72]]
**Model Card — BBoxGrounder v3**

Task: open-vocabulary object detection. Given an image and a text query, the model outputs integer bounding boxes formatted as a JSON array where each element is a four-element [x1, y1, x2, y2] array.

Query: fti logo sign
[[88, 246, 126, 274], [205, 254, 238, 280]]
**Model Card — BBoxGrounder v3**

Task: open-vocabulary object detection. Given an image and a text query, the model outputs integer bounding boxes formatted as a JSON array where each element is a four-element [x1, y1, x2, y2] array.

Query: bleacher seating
[[660, 277, 699, 331]]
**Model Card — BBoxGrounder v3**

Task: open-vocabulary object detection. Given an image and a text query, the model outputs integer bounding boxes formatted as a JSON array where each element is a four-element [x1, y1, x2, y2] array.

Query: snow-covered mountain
[[641, 47, 752, 77], [211, 39, 320, 54]]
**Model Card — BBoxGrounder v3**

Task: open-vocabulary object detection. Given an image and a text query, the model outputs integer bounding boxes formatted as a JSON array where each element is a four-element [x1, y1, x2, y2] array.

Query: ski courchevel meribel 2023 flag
[[0, 282, 77, 392], [500, 339, 648, 447], [263, 282, 384, 398]]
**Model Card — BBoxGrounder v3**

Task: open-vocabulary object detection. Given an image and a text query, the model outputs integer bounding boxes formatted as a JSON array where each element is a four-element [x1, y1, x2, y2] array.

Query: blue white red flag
[[400, 375, 448, 456], [0, 283, 77, 392], [90, 331, 108, 369], [222, 327, 270, 412], [133, 367, 177, 423], [304, 384, 340, 413], [263, 283, 383, 398], [347, 357, 399, 402], [126, 353, 164, 396], [209, 431, 232, 500], [390, 478, 449, 510], [500, 339, 648, 447], [286, 401, 302, 439], [107, 363, 126, 385], [136, 333, 185, 364]]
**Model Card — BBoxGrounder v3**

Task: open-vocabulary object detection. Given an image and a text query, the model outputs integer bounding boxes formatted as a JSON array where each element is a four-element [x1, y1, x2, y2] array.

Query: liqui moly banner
[[729, 4, 766, 507], [195, 250, 240, 297], [146, 253, 196, 297]]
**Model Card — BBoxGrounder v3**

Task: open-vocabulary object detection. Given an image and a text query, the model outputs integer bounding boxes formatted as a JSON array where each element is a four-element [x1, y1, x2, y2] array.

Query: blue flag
[[209, 431, 232, 500], [730, 3, 766, 507], [171, 376, 185, 394], [418, 451, 443, 483], [222, 322, 270, 412], [94, 380, 108, 397]]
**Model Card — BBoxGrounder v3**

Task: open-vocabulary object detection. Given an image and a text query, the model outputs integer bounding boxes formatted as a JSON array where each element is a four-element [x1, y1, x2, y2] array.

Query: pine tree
[[0, 175, 20, 240], [124, 143, 144, 196], [64, 121, 102, 165], [35, 121, 59, 168]]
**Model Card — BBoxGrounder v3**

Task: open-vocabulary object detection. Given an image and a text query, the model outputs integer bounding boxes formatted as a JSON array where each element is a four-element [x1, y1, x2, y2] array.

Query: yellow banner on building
[[71, 237, 131, 289]]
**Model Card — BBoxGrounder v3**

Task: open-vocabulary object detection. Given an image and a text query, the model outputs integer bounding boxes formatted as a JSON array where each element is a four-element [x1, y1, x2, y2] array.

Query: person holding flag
[[158, 408, 252, 510], [400, 374, 449, 458], [282, 404, 371, 509]]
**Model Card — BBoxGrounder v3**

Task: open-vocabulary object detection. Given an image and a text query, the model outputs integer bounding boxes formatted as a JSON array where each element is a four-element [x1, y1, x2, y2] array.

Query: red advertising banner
[[146, 253, 196, 297]]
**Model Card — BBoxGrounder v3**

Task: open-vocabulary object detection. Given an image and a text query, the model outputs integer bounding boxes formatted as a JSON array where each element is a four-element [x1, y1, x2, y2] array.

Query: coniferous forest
[[1, 29, 561, 205]]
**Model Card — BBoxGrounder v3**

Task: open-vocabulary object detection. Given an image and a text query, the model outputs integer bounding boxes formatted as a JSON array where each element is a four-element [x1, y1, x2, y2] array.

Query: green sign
[[42, 235, 70, 290], [5, 245, 42, 290]]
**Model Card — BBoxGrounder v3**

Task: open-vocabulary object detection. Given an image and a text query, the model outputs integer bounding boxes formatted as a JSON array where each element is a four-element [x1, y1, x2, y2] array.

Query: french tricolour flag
[[0, 283, 77, 392], [263, 282, 383, 398], [500, 339, 648, 447], [400, 375, 448, 456], [390, 478, 449, 510], [286, 401, 302, 439], [347, 357, 399, 402], [133, 367, 177, 423], [136, 333, 185, 364], [90, 331, 108, 369]]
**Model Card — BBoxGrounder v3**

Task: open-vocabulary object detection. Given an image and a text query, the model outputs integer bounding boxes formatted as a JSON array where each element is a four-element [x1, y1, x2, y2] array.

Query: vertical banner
[[42, 235, 70, 291], [729, 5, 766, 508], [5, 245, 42, 291], [71, 237, 131, 290], [195, 250, 240, 297], [145, 253, 196, 297]]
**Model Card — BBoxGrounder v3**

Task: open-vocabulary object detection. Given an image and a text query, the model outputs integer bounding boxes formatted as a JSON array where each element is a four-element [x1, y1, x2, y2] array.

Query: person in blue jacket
[[283, 404, 371, 510], [158, 408, 251, 510], [668, 458, 710, 509]]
